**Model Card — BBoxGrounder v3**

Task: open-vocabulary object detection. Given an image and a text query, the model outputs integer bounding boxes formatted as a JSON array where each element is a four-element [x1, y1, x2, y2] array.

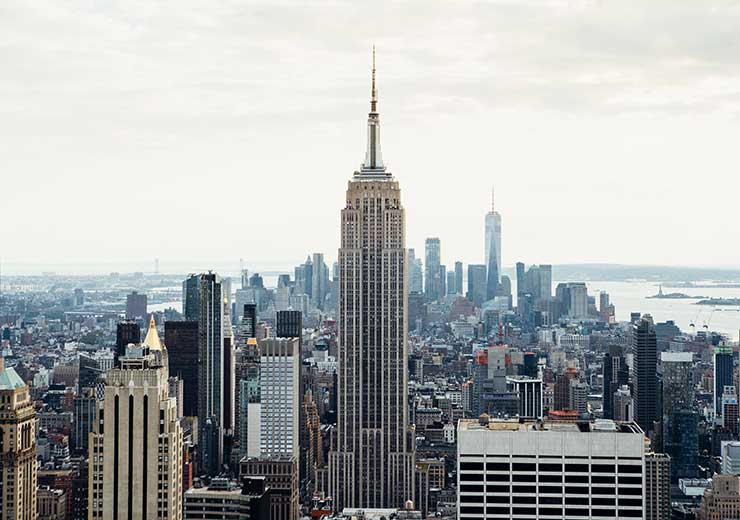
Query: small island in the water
[[695, 298, 740, 306], [647, 285, 703, 299]]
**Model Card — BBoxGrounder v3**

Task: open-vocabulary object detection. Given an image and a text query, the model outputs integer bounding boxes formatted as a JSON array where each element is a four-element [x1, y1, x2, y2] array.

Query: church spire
[[361, 46, 385, 173]]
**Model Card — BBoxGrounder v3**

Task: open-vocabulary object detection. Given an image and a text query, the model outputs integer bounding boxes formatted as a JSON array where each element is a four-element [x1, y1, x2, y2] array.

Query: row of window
[[460, 505, 643, 517], [461, 461, 642, 473], [461, 474, 641, 485], [460, 494, 642, 506]]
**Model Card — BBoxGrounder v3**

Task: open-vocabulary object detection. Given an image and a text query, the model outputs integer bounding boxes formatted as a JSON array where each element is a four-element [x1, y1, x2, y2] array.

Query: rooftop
[[459, 417, 643, 435], [0, 366, 26, 391]]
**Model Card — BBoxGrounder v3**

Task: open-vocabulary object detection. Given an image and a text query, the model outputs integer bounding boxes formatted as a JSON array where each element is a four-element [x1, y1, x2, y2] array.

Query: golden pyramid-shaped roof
[[143, 314, 164, 351]]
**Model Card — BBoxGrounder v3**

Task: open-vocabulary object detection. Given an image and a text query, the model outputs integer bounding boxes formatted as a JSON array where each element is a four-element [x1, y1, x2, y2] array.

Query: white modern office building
[[457, 417, 645, 519]]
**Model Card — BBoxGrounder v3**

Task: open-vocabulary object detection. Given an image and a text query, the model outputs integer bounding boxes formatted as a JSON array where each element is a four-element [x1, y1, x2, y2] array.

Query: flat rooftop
[[459, 418, 643, 435]]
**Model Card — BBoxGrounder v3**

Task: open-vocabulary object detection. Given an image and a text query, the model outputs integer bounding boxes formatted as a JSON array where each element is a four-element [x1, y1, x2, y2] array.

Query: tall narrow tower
[[485, 186, 502, 301], [0, 358, 36, 520], [329, 49, 415, 510]]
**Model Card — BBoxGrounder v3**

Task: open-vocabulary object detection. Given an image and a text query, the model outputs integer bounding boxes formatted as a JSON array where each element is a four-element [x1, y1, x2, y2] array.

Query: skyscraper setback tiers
[[329, 51, 416, 510]]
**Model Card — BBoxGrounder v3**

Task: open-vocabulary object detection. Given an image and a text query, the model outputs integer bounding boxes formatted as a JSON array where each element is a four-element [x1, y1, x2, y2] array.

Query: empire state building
[[329, 50, 415, 510]]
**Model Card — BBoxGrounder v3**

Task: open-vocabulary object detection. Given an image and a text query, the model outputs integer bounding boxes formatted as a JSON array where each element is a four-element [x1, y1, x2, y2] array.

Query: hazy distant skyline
[[3, 1, 740, 272]]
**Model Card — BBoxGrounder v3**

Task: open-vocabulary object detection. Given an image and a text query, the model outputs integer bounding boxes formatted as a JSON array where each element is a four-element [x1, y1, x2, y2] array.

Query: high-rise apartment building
[[165, 320, 199, 418], [0, 358, 37, 520], [329, 52, 415, 510], [125, 291, 147, 320], [457, 417, 645, 520], [485, 188, 502, 301], [259, 338, 300, 458], [645, 452, 671, 520], [424, 238, 442, 302], [88, 319, 183, 519], [632, 314, 658, 435]]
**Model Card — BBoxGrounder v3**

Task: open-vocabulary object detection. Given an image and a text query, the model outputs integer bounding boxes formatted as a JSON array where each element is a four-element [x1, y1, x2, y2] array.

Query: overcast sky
[[2, 0, 740, 274]]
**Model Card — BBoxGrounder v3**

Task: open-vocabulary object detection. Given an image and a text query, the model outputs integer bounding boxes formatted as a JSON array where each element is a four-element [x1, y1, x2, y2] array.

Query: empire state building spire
[[361, 46, 385, 174]]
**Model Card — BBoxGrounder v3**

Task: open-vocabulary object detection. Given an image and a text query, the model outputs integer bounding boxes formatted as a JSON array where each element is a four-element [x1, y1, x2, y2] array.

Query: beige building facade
[[0, 358, 37, 520], [89, 317, 183, 519]]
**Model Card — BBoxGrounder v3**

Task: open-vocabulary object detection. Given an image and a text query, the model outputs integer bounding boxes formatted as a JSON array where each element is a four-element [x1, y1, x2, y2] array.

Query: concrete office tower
[[632, 314, 658, 435], [164, 320, 199, 418], [660, 352, 694, 418], [407, 248, 424, 294], [457, 417, 646, 520], [454, 261, 463, 295], [645, 452, 671, 520], [329, 51, 415, 511], [699, 474, 740, 519], [714, 345, 734, 416], [311, 253, 329, 310], [184, 272, 225, 476], [424, 237, 442, 302], [466, 264, 487, 307], [485, 187, 502, 301], [125, 290, 147, 320], [0, 358, 37, 520], [88, 320, 183, 519]]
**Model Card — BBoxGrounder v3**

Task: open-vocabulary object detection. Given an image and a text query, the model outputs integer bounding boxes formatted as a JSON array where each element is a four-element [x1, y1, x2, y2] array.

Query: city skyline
[[3, 2, 740, 269]]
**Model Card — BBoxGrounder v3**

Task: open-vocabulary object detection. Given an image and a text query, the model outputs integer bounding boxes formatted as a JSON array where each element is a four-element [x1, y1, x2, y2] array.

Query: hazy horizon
[[4, 1, 740, 270]]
